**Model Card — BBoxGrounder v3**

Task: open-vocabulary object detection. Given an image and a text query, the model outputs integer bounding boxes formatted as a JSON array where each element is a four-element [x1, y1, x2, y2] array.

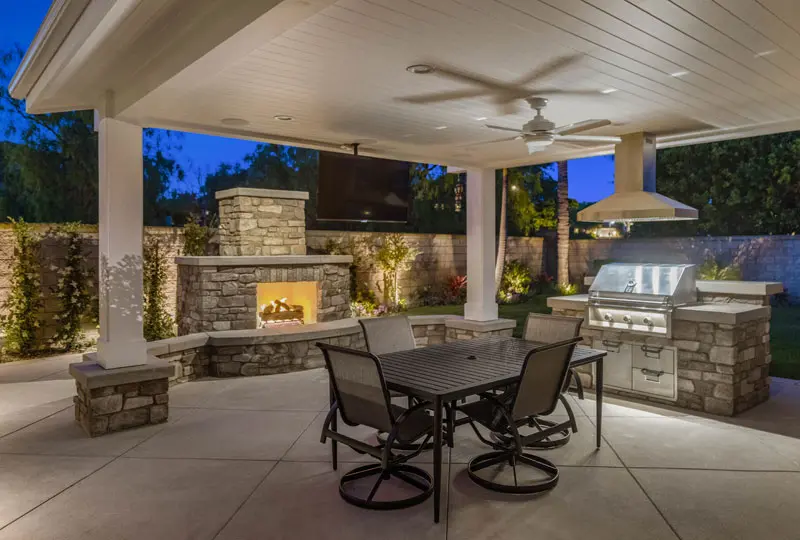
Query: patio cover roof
[[12, 0, 800, 168]]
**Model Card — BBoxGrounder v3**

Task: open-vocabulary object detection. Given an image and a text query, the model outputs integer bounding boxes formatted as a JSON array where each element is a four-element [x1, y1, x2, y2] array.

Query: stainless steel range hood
[[577, 132, 698, 223]]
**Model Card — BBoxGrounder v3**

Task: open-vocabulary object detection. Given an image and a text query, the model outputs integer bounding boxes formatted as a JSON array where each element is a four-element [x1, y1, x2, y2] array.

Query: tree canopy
[[0, 47, 186, 225], [633, 133, 800, 237]]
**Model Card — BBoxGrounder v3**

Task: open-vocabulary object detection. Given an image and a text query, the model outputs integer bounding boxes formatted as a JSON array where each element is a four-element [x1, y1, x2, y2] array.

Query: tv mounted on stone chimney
[[317, 151, 411, 223]]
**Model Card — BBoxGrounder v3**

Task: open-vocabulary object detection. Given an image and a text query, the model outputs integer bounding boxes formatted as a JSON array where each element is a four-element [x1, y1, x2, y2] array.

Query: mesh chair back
[[511, 337, 581, 421], [523, 313, 583, 343], [318, 344, 394, 433], [359, 316, 416, 355]]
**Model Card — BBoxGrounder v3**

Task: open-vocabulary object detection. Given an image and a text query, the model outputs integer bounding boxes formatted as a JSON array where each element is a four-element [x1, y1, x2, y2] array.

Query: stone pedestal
[[216, 188, 308, 256], [70, 355, 172, 437]]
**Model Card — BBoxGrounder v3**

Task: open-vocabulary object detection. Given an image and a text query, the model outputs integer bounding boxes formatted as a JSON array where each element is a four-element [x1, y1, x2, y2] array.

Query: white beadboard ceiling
[[31, 0, 800, 167]]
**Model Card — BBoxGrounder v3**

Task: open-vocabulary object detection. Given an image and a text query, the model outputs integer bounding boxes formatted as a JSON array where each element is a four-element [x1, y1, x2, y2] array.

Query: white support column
[[96, 114, 147, 369], [464, 168, 499, 322]]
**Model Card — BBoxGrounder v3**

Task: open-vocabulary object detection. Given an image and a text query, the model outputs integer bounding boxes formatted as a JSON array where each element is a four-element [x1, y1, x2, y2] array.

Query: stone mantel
[[175, 255, 353, 266], [215, 187, 309, 200]]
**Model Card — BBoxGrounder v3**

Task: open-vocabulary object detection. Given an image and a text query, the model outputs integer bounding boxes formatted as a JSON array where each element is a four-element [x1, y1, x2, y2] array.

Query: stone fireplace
[[176, 188, 352, 335]]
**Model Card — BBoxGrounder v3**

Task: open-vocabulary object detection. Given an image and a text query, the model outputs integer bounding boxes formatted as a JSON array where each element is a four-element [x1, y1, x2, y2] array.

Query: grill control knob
[[603, 313, 613, 322], [622, 315, 632, 324], [643, 317, 653, 326]]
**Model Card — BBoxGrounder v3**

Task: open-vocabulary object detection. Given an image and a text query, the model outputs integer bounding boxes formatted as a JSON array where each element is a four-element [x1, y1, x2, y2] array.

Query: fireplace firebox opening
[[256, 281, 319, 328]]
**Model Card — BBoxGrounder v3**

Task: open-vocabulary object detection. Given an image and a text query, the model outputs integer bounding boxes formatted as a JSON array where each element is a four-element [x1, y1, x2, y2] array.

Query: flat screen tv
[[317, 152, 411, 223]]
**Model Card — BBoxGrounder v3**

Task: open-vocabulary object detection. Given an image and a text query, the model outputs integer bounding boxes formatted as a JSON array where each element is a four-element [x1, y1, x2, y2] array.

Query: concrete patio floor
[[0, 355, 798, 540]]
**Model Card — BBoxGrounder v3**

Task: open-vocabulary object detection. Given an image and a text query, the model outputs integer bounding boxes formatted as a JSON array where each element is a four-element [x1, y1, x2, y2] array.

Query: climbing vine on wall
[[49, 223, 94, 351], [143, 237, 175, 341], [1, 218, 43, 355]]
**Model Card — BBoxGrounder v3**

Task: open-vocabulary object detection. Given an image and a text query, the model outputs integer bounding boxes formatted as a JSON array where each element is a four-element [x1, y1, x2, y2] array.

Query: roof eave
[[9, 0, 90, 100]]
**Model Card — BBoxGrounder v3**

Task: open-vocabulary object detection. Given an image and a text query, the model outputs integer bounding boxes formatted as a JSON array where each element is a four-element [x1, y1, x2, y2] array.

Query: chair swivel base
[[490, 418, 572, 450], [467, 451, 559, 494], [339, 463, 433, 510], [375, 430, 444, 451]]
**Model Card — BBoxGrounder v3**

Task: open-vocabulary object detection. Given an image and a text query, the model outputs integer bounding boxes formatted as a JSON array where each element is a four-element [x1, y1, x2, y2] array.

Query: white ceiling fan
[[481, 97, 621, 154], [398, 54, 604, 115]]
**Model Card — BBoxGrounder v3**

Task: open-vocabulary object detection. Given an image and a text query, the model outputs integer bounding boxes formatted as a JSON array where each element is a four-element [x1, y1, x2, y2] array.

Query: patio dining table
[[376, 335, 607, 523]]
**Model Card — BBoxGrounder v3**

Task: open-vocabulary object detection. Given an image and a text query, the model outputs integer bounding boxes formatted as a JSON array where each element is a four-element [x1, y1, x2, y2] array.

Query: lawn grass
[[405, 295, 553, 339], [408, 298, 800, 381]]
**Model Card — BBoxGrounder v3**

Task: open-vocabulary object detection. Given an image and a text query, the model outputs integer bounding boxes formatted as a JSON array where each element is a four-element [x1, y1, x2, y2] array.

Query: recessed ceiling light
[[406, 64, 435, 74], [220, 117, 249, 126], [474, 116, 488, 121], [434, 125, 448, 130], [273, 115, 294, 121], [600, 88, 618, 94], [670, 71, 689, 77], [754, 49, 776, 57]]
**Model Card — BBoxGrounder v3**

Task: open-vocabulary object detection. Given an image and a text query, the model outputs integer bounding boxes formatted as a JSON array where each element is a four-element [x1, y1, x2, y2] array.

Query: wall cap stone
[[175, 255, 353, 266], [674, 303, 771, 325], [695, 280, 783, 296], [445, 318, 516, 332], [208, 318, 362, 346], [547, 295, 589, 311], [71, 355, 172, 389], [215, 187, 310, 200], [548, 294, 770, 325], [407, 314, 461, 325]]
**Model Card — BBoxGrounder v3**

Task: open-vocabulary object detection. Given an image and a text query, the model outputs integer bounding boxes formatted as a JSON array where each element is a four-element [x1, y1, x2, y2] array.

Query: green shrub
[[143, 238, 175, 341], [499, 260, 532, 303], [555, 283, 579, 296], [49, 223, 93, 351], [1, 218, 43, 355], [375, 234, 420, 307], [698, 257, 743, 281], [182, 214, 213, 256]]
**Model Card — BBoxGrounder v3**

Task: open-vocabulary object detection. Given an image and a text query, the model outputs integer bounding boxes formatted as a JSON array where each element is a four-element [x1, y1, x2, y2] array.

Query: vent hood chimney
[[577, 132, 698, 222]]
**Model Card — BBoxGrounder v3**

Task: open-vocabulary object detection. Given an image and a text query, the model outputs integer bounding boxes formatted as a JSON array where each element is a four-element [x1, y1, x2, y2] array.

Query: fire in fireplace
[[260, 298, 305, 327], [256, 282, 319, 329]]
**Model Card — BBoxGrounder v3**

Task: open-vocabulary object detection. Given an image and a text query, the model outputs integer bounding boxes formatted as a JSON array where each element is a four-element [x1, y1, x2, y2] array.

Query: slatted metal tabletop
[[380, 335, 606, 402]]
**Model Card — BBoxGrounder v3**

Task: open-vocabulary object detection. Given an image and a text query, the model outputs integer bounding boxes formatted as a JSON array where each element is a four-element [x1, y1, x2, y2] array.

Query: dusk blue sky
[[2, 1, 615, 202]]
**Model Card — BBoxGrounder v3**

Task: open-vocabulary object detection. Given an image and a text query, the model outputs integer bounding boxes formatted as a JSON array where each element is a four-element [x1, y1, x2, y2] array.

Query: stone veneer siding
[[552, 306, 770, 416], [177, 262, 351, 335], [217, 188, 308, 256], [72, 369, 170, 437], [148, 316, 516, 381]]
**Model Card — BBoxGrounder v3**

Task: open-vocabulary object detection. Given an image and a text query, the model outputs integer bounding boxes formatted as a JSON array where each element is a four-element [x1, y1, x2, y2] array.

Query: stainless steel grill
[[586, 263, 697, 338]]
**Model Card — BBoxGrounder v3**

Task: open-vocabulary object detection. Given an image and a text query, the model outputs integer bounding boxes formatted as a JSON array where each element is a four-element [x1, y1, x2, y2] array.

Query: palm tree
[[494, 168, 508, 293], [557, 160, 570, 287]]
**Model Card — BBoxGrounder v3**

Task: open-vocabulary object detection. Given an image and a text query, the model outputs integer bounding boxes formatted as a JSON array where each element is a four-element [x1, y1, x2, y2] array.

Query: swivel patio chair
[[457, 337, 581, 494], [317, 342, 435, 510], [518, 312, 584, 449], [359, 315, 454, 449]]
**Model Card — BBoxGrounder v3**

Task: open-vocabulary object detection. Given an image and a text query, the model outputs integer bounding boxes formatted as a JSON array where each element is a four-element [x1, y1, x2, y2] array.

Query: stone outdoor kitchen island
[[549, 278, 781, 416]]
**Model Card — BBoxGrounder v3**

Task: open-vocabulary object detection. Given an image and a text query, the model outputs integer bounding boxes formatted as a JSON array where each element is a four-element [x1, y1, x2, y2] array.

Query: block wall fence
[[2, 228, 797, 341]]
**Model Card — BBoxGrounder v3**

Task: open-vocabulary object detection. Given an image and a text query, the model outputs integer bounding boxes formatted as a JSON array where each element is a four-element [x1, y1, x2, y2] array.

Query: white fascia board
[[9, 0, 90, 100]]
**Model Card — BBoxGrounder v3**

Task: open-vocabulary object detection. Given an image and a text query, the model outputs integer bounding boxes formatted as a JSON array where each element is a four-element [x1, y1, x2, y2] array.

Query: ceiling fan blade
[[554, 119, 612, 135], [485, 124, 527, 134], [432, 65, 513, 92], [462, 136, 520, 148], [530, 88, 606, 97], [396, 88, 489, 104], [556, 134, 621, 143], [514, 54, 583, 86]]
